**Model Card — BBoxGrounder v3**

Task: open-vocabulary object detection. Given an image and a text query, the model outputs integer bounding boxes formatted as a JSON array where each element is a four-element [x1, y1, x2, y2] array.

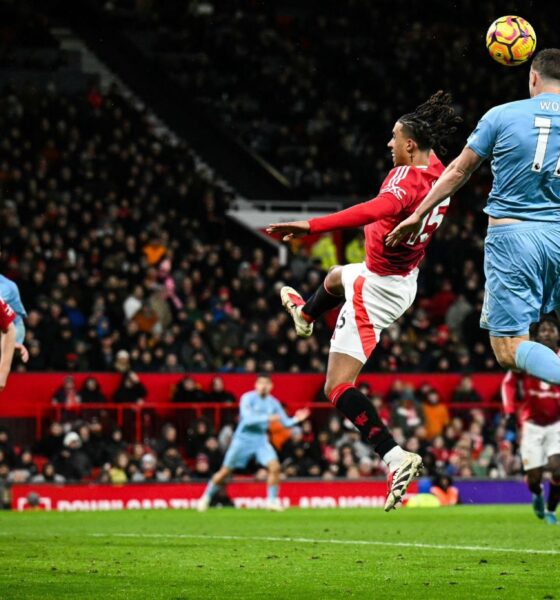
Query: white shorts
[[520, 421, 560, 471], [330, 262, 418, 364]]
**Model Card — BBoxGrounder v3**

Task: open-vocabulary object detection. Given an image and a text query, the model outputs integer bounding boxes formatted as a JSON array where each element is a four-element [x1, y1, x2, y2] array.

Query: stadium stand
[[0, 2, 538, 497]]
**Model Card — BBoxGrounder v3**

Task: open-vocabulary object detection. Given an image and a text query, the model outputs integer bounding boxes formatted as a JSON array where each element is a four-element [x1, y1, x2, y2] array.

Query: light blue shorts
[[481, 221, 560, 337], [222, 436, 278, 470]]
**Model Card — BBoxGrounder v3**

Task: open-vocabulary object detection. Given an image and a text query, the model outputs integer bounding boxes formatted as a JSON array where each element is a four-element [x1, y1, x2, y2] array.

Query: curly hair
[[398, 91, 462, 155]]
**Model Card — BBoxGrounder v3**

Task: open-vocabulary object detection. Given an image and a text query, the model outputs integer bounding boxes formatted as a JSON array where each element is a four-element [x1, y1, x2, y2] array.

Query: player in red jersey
[[502, 317, 560, 524], [0, 297, 18, 391], [267, 92, 461, 510]]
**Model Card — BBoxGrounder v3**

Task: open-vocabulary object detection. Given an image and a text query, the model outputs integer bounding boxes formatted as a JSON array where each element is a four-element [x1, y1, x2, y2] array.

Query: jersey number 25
[[407, 197, 450, 245]]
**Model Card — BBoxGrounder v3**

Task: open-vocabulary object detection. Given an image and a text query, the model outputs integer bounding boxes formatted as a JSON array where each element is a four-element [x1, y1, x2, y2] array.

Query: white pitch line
[[89, 532, 560, 556]]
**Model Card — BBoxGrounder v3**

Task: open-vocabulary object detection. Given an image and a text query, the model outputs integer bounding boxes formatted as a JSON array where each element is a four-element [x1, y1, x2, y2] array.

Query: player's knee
[[323, 380, 334, 399], [325, 265, 343, 292], [491, 337, 523, 370], [268, 461, 281, 475], [324, 378, 343, 401], [493, 347, 516, 370], [214, 467, 230, 483]]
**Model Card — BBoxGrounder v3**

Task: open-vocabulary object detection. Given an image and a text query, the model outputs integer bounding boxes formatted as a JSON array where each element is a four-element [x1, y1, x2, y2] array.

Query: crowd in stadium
[[0, 375, 519, 501], [0, 2, 542, 501], [0, 78, 498, 376], [111, 0, 553, 196]]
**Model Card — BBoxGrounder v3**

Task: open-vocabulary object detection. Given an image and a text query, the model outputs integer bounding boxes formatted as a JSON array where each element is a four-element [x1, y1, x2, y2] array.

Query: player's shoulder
[[0, 275, 15, 290], [380, 165, 419, 199], [487, 98, 535, 118], [240, 391, 255, 402]]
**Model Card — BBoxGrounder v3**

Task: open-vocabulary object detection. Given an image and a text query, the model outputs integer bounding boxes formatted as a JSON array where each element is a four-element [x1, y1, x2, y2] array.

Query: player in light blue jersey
[[0, 274, 27, 344], [197, 374, 309, 511], [388, 49, 560, 386]]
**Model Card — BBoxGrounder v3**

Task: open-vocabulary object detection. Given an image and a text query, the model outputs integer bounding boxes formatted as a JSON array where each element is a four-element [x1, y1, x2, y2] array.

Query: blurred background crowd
[[0, 374, 519, 506], [0, 80, 494, 375], [0, 0, 547, 494], [0, 0, 516, 375]]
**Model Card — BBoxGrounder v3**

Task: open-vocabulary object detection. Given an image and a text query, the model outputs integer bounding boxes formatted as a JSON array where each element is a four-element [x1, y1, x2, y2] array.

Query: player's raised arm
[[267, 187, 408, 242], [386, 147, 483, 246], [272, 398, 310, 427]]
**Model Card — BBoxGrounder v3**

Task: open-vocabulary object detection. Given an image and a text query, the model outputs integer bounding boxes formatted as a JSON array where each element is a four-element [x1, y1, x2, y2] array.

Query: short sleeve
[[378, 166, 418, 210], [0, 299, 15, 332], [467, 106, 502, 159]]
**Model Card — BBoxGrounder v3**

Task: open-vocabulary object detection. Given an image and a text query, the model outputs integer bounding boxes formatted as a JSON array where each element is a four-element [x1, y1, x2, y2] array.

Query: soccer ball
[[486, 16, 536, 66]]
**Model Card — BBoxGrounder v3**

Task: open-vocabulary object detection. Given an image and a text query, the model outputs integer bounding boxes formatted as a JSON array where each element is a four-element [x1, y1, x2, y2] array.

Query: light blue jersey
[[0, 275, 27, 344], [467, 93, 560, 220], [468, 92, 560, 336], [223, 391, 297, 470]]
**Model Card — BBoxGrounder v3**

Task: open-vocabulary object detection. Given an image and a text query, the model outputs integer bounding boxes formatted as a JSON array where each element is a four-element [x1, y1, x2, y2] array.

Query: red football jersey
[[308, 154, 447, 276], [0, 298, 15, 332], [365, 154, 447, 276], [502, 369, 560, 426]]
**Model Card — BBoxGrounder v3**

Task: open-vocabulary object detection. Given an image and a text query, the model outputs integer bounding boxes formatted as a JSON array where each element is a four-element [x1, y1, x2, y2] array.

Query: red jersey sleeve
[[378, 165, 420, 211], [0, 299, 15, 332], [501, 371, 520, 414], [308, 167, 418, 235]]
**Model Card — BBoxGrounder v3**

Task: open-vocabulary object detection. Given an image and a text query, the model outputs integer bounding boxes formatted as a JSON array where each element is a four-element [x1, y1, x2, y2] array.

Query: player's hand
[[294, 408, 311, 423], [266, 221, 311, 242], [0, 371, 8, 392], [16, 344, 29, 363], [385, 213, 422, 247]]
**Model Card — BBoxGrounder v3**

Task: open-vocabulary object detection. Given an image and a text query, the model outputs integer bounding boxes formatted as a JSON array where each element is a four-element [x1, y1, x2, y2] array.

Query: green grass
[[1, 506, 559, 599]]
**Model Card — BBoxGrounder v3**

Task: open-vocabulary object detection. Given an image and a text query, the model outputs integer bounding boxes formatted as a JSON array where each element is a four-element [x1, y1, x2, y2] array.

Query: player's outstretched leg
[[281, 266, 344, 338], [197, 466, 231, 512], [545, 456, 560, 525], [525, 468, 545, 520], [325, 352, 422, 511], [265, 459, 284, 512]]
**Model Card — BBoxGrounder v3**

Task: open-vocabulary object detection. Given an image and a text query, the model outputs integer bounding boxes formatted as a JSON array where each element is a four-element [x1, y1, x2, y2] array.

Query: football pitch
[[0, 506, 559, 599]]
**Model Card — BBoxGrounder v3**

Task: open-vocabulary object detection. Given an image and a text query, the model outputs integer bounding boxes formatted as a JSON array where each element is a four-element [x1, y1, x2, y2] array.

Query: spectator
[[161, 447, 188, 480], [391, 398, 424, 438], [422, 390, 450, 440], [123, 286, 144, 321], [80, 378, 107, 403], [113, 371, 147, 404], [52, 431, 92, 481], [452, 376, 482, 405], [108, 451, 130, 484], [52, 376, 81, 407], [115, 350, 132, 374], [11, 449, 37, 481], [430, 475, 460, 506], [0, 427, 16, 466], [103, 429, 128, 462], [33, 422, 65, 459], [186, 419, 211, 457], [155, 424, 178, 455], [207, 377, 236, 404], [172, 377, 208, 403], [31, 462, 66, 483]]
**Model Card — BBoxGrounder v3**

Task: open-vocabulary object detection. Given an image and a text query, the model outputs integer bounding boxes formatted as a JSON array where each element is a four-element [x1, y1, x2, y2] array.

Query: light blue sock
[[267, 485, 279, 501], [515, 341, 560, 384], [204, 481, 219, 499]]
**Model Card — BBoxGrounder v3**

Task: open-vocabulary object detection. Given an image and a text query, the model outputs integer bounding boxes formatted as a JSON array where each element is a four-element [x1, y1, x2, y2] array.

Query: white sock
[[383, 446, 407, 473]]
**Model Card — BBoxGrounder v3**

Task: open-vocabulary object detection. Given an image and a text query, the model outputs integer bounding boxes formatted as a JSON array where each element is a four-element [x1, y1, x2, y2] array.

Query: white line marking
[[88, 532, 560, 555]]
